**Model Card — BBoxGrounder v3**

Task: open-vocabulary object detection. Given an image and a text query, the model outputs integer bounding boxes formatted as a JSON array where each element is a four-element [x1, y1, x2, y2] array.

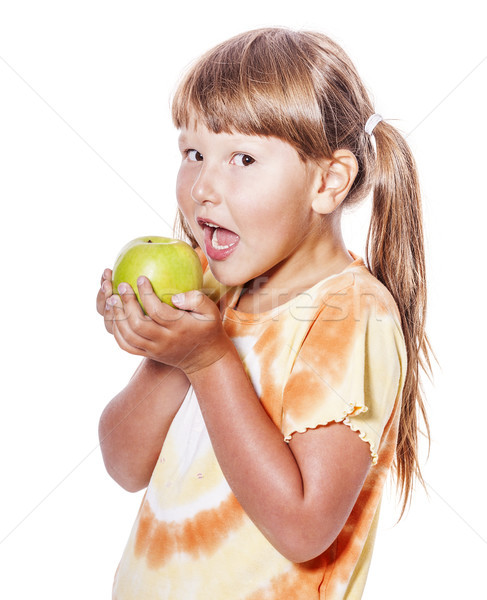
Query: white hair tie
[[365, 113, 383, 154], [365, 113, 383, 135]]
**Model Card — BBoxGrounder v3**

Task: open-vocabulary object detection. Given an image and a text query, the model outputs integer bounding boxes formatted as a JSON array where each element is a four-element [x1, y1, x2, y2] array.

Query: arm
[[96, 270, 189, 492], [98, 358, 189, 492], [187, 346, 371, 563]]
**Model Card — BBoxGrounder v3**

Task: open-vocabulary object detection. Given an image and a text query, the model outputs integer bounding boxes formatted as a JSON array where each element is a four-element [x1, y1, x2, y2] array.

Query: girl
[[97, 27, 433, 599]]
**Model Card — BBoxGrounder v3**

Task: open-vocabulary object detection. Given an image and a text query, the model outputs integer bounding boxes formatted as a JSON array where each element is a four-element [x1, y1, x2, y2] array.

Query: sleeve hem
[[283, 416, 378, 466]]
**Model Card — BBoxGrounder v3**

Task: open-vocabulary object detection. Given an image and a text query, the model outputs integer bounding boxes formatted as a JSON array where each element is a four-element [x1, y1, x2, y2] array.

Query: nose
[[191, 164, 221, 205]]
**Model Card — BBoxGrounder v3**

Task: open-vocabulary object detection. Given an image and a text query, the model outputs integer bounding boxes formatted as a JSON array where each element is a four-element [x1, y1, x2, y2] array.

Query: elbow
[[268, 519, 340, 564], [99, 442, 151, 492], [98, 413, 150, 493], [123, 481, 147, 493], [122, 481, 147, 493], [105, 462, 148, 493], [276, 537, 335, 564], [117, 467, 149, 492]]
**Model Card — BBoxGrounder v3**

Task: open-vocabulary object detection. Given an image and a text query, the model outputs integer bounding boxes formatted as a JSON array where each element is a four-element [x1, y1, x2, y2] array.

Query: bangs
[[171, 29, 331, 160]]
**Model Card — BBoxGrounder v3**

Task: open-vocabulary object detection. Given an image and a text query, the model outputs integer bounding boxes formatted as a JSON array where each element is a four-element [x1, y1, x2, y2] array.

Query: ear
[[311, 150, 359, 215]]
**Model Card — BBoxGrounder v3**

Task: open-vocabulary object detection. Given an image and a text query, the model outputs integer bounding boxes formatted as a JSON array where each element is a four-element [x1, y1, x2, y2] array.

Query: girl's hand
[[106, 277, 233, 374], [96, 268, 115, 334]]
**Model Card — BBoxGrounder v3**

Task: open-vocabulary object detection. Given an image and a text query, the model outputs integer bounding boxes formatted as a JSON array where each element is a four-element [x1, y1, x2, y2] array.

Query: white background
[[1, 1, 486, 597]]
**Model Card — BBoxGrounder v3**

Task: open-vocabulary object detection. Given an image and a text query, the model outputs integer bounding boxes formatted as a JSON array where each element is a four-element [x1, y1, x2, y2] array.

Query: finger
[[97, 281, 112, 315], [112, 321, 147, 357], [105, 293, 129, 324], [103, 303, 114, 334], [171, 290, 219, 321], [102, 288, 118, 334], [116, 282, 159, 341], [96, 269, 114, 316], [99, 268, 112, 287], [136, 277, 184, 325], [104, 319, 114, 335], [112, 316, 154, 352], [117, 282, 147, 319]]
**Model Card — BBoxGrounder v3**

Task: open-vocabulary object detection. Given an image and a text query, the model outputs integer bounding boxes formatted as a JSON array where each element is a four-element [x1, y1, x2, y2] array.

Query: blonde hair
[[172, 27, 435, 517]]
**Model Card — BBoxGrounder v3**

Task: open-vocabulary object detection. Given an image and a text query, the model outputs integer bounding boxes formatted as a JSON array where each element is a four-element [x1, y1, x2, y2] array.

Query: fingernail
[[172, 293, 184, 305], [137, 276, 145, 287], [118, 283, 128, 295], [106, 296, 117, 307]]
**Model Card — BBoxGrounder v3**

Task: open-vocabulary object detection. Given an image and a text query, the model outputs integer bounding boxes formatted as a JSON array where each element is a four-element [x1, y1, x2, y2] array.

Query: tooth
[[211, 227, 232, 250]]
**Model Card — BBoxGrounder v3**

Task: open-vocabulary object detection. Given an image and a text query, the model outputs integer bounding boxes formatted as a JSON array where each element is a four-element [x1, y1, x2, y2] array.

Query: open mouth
[[198, 218, 240, 259]]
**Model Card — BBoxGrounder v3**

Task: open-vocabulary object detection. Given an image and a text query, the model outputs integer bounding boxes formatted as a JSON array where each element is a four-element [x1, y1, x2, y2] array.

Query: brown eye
[[187, 149, 203, 162], [233, 153, 255, 166]]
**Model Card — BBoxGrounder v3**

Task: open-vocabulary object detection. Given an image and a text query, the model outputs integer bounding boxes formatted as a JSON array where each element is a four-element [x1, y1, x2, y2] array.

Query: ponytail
[[365, 122, 436, 517]]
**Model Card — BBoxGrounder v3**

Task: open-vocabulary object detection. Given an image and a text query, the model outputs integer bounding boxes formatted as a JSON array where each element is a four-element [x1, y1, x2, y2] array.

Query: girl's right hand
[[96, 268, 114, 334]]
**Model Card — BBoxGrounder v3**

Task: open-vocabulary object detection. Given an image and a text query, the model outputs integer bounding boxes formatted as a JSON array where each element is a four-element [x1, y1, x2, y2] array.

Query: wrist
[[184, 337, 240, 379]]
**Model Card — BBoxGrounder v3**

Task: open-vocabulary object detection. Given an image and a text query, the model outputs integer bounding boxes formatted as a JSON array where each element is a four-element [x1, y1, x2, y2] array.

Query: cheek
[[175, 168, 193, 213], [248, 179, 301, 223]]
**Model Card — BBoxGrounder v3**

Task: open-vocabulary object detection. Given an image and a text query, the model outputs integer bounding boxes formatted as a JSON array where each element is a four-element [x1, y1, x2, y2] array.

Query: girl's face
[[176, 122, 326, 290]]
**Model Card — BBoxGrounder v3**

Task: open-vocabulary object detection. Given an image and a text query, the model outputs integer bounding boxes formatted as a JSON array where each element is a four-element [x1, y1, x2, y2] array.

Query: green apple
[[112, 236, 203, 311]]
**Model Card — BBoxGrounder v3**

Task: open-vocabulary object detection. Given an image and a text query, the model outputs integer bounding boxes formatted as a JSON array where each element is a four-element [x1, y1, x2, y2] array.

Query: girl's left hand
[[105, 276, 233, 374]]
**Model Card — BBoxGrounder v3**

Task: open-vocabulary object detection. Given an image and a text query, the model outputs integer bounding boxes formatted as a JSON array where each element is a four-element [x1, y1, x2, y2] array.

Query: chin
[[208, 262, 249, 289]]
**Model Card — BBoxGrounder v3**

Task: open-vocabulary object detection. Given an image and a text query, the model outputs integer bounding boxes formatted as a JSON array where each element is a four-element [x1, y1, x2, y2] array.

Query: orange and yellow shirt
[[112, 252, 407, 599]]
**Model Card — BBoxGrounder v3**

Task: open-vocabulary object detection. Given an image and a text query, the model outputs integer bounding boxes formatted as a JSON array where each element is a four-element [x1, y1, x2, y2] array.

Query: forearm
[[99, 358, 189, 492], [187, 347, 316, 560]]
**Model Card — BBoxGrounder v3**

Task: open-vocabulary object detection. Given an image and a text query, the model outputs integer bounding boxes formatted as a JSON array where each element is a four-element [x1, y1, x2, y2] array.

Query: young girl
[[96, 27, 433, 599]]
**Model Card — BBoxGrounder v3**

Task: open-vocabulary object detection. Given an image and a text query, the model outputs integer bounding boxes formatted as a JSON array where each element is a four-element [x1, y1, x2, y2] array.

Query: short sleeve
[[281, 286, 407, 465]]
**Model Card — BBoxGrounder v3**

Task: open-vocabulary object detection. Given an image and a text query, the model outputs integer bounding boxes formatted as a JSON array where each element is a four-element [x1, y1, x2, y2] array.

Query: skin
[[97, 124, 372, 563]]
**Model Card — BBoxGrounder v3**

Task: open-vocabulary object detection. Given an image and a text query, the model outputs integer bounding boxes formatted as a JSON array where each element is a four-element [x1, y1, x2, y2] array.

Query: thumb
[[171, 290, 217, 319]]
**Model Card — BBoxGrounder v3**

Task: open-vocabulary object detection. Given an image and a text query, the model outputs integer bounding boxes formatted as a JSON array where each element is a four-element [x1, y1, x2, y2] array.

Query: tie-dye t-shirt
[[112, 251, 407, 599]]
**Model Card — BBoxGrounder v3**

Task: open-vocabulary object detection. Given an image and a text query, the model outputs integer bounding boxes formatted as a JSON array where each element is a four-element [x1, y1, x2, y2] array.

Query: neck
[[237, 217, 353, 314]]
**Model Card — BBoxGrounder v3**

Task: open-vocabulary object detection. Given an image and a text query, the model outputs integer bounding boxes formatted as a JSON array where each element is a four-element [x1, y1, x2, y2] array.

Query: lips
[[197, 218, 240, 261]]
